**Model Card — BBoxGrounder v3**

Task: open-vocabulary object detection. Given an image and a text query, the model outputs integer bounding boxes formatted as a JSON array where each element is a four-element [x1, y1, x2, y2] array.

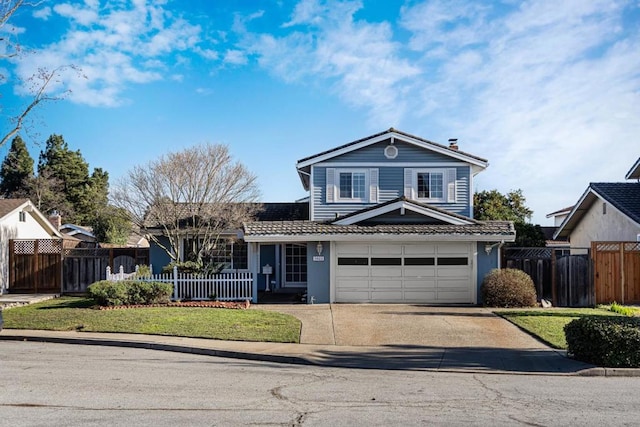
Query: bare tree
[[0, 1, 81, 148], [111, 143, 261, 265]]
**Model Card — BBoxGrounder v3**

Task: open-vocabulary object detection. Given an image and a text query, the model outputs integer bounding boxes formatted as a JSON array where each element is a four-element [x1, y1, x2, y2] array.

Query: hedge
[[88, 280, 174, 306], [564, 316, 640, 368]]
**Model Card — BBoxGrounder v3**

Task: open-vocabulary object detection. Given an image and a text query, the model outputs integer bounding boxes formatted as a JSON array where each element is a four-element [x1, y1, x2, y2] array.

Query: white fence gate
[[106, 266, 253, 302]]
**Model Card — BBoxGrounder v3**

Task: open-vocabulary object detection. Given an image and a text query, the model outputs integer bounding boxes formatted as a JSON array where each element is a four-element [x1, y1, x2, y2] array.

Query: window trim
[[335, 168, 369, 203], [409, 168, 456, 203], [181, 237, 249, 272]]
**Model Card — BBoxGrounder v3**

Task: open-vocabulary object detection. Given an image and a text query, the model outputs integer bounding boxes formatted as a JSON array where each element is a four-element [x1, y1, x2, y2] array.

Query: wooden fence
[[63, 247, 149, 293], [592, 241, 640, 304], [502, 247, 592, 307], [106, 265, 253, 302], [6, 239, 148, 294], [8, 239, 63, 293]]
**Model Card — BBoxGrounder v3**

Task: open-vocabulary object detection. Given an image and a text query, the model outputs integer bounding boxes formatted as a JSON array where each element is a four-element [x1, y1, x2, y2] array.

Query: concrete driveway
[[258, 304, 547, 348], [256, 303, 594, 373]]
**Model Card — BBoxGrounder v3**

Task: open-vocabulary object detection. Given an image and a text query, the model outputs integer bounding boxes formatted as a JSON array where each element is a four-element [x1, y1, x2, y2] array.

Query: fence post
[[620, 243, 626, 305], [173, 265, 179, 300], [551, 249, 557, 306], [106, 266, 111, 281]]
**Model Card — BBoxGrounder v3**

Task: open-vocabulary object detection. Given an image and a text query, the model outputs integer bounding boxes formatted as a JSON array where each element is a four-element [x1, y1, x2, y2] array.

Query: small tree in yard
[[111, 143, 261, 265]]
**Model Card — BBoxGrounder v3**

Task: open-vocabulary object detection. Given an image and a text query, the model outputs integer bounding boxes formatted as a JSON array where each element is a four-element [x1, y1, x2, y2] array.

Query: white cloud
[[12, 1, 214, 107], [33, 7, 52, 20], [398, 0, 640, 222], [223, 49, 247, 65], [244, 0, 420, 125]]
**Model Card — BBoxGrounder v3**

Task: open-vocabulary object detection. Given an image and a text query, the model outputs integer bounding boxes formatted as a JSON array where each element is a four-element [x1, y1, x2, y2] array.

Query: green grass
[[2, 297, 301, 343], [495, 308, 618, 349]]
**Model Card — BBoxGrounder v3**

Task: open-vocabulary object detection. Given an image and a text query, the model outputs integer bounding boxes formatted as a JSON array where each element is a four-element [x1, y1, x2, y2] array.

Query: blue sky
[[1, 0, 639, 224]]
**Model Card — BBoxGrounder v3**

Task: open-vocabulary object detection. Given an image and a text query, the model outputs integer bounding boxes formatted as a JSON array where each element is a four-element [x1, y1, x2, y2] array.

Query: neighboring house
[[59, 223, 96, 244], [546, 206, 573, 227], [148, 129, 515, 304], [0, 199, 62, 294], [554, 158, 640, 250]]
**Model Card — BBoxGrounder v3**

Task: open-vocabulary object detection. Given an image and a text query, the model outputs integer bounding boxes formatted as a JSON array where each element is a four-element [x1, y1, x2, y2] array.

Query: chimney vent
[[448, 138, 459, 151], [48, 210, 61, 230]]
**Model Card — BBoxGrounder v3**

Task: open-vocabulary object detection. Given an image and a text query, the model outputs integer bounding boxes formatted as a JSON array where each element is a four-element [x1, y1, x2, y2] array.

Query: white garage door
[[334, 242, 474, 303]]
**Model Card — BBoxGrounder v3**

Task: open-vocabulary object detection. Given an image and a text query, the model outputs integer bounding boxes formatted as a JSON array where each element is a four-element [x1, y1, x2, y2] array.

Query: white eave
[[244, 233, 514, 243], [626, 157, 640, 180]]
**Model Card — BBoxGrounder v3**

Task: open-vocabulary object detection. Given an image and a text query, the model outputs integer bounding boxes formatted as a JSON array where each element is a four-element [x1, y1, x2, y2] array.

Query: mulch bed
[[97, 300, 251, 310]]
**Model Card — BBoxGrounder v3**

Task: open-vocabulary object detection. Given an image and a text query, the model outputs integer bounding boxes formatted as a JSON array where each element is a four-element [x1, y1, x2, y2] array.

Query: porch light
[[316, 242, 324, 255]]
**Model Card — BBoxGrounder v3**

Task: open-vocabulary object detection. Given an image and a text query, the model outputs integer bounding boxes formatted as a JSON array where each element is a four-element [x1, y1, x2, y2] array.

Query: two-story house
[[243, 129, 515, 304]]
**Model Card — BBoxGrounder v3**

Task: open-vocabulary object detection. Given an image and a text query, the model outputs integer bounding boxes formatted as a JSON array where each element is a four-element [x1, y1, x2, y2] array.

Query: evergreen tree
[[0, 135, 34, 198], [37, 134, 108, 224]]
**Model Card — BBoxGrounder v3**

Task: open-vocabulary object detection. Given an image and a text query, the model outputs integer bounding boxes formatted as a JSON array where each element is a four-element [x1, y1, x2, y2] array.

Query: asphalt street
[[2, 341, 640, 426]]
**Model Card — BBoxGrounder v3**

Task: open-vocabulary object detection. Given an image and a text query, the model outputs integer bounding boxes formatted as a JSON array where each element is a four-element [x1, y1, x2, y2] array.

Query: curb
[[0, 334, 314, 367]]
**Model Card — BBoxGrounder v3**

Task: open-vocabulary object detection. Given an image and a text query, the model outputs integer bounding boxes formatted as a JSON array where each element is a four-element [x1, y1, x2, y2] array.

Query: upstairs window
[[417, 172, 444, 200], [339, 171, 366, 200], [405, 168, 457, 203], [326, 168, 378, 203]]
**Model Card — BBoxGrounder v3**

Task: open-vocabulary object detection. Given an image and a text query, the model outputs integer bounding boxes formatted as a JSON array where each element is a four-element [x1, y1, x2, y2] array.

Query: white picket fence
[[106, 265, 253, 302]]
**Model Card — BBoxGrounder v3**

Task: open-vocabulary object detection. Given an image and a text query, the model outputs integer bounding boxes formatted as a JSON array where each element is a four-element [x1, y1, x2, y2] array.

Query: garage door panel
[[372, 291, 404, 301], [371, 279, 403, 289], [437, 279, 472, 289], [337, 290, 370, 302], [371, 268, 402, 277], [403, 267, 436, 278], [437, 290, 471, 302], [404, 245, 436, 255], [338, 267, 370, 277], [436, 243, 470, 254], [437, 269, 471, 278], [403, 279, 436, 289], [338, 244, 370, 255], [371, 245, 402, 255], [337, 278, 370, 289], [404, 290, 437, 301]]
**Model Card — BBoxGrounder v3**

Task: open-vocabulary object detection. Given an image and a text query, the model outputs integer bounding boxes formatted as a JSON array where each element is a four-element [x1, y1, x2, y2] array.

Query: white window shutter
[[404, 168, 414, 199], [447, 168, 457, 203], [326, 168, 335, 203], [369, 168, 379, 203]]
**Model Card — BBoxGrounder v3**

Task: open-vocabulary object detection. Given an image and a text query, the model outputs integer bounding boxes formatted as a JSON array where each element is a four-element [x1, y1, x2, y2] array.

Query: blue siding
[[306, 241, 330, 303], [312, 165, 472, 220], [149, 236, 172, 274], [258, 244, 276, 291], [476, 242, 500, 304]]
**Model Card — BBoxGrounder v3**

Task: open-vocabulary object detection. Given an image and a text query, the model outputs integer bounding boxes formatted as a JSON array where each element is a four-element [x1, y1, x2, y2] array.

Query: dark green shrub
[[480, 268, 537, 307], [88, 281, 128, 306], [162, 261, 201, 274], [564, 316, 640, 368], [88, 280, 173, 306]]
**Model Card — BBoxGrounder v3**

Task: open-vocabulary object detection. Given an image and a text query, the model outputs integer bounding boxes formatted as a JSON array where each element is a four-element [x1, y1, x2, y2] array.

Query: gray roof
[[0, 198, 29, 219], [591, 182, 640, 224], [243, 220, 515, 241]]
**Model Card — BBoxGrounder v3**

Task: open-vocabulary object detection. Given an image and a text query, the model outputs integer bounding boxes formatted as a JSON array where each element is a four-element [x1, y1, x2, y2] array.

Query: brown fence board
[[593, 242, 640, 304]]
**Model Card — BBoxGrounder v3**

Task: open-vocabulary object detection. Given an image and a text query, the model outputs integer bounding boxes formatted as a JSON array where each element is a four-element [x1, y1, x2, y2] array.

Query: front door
[[282, 243, 307, 288]]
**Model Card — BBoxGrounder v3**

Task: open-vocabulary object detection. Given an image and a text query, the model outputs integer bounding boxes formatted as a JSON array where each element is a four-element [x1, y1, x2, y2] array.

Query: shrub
[[564, 316, 640, 367], [88, 280, 174, 306], [609, 302, 637, 317], [480, 268, 537, 307], [162, 261, 201, 274]]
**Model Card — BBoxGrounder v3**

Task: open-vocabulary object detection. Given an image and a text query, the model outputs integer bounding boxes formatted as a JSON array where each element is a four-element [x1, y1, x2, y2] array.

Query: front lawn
[[2, 297, 301, 343], [495, 308, 619, 349]]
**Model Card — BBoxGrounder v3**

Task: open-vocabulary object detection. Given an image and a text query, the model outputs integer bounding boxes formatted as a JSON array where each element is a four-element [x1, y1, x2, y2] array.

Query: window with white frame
[[326, 168, 378, 203], [405, 168, 456, 203]]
